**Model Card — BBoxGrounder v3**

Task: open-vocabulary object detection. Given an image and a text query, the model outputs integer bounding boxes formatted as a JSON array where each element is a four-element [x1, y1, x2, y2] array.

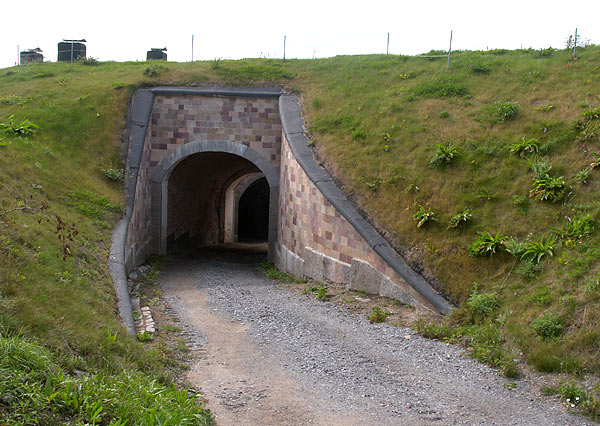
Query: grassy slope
[[0, 49, 599, 420]]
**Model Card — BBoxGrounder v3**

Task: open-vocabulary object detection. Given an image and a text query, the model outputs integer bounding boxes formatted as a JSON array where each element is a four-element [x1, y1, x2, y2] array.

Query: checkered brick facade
[[148, 95, 282, 168], [278, 133, 416, 292], [126, 94, 281, 264]]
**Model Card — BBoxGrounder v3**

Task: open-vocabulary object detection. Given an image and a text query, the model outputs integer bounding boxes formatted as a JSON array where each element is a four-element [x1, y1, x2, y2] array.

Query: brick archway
[[150, 140, 279, 261]]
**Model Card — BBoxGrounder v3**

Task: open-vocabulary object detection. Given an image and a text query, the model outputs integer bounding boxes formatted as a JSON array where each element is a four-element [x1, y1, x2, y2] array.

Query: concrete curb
[[279, 94, 452, 314]]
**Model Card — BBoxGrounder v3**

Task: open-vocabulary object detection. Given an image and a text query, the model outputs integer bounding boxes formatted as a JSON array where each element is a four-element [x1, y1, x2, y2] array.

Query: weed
[[303, 284, 328, 301], [351, 128, 367, 140], [575, 168, 591, 184], [476, 101, 520, 125], [468, 231, 507, 257], [136, 331, 153, 342], [521, 235, 557, 264], [102, 168, 124, 181], [530, 313, 562, 339], [528, 157, 552, 178], [447, 208, 472, 229], [585, 276, 600, 294], [312, 98, 322, 110], [162, 324, 182, 333], [590, 152, 600, 169], [413, 204, 436, 228], [560, 381, 587, 407], [368, 306, 390, 323], [440, 111, 450, 118], [407, 183, 419, 193], [0, 115, 40, 137], [530, 174, 570, 202], [512, 195, 529, 212], [429, 142, 459, 167], [0, 95, 28, 105], [365, 176, 382, 193], [504, 237, 526, 258], [552, 214, 594, 242], [534, 104, 554, 112], [467, 287, 499, 316], [143, 63, 168, 77], [411, 77, 469, 98], [509, 137, 539, 157]]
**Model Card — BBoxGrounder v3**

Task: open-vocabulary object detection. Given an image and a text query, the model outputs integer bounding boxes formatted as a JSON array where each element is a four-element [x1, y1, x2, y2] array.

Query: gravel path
[[159, 246, 591, 426]]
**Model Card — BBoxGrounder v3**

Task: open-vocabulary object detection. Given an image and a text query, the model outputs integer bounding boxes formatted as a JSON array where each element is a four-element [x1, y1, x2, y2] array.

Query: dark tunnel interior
[[237, 177, 270, 242]]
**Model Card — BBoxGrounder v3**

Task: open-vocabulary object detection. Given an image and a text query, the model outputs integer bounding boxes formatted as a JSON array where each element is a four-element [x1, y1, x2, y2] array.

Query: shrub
[[477, 101, 520, 125], [509, 137, 539, 157], [468, 231, 507, 256], [530, 313, 562, 339], [429, 142, 459, 167], [368, 306, 390, 323], [80, 56, 99, 66], [411, 77, 469, 98], [467, 288, 499, 316], [413, 204, 436, 228], [521, 235, 557, 264], [447, 208, 472, 229], [530, 174, 570, 202]]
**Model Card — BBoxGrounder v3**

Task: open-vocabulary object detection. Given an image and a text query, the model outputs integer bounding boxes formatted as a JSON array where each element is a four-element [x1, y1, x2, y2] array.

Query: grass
[[1, 47, 600, 420]]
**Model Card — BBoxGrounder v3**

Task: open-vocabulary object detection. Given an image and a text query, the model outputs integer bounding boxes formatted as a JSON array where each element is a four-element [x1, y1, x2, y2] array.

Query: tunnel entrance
[[237, 177, 269, 242], [150, 140, 280, 261], [165, 151, 267, 252]]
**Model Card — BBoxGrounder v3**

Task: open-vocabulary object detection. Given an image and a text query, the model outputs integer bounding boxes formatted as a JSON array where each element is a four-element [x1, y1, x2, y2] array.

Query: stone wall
[[276, 134, 430, 309]]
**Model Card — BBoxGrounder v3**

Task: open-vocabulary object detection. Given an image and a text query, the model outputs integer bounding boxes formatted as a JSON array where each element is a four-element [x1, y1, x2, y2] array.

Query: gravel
[[161, 247, 592, 426]]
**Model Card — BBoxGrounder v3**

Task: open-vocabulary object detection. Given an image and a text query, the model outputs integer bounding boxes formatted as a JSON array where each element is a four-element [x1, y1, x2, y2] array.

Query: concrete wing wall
[[276, 94, 451, 314]]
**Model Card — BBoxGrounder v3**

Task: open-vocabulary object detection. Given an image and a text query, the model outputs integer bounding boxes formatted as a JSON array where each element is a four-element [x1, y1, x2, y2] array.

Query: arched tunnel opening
[[166, 152, 271, 253], [237, 177, 269, 242]]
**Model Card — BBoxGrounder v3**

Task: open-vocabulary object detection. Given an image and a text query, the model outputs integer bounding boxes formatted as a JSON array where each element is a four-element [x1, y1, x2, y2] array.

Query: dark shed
[[20, 48, 44, 64], [58, 41, 86, 62], [147, 47, 167, 61]]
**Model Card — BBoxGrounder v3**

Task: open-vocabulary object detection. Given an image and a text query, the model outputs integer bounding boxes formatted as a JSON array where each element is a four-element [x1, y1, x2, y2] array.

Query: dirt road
[[158, 246, 590, 426]]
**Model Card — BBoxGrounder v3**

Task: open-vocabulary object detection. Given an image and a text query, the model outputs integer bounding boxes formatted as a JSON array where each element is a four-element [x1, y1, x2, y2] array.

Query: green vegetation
[[2, 46, 600, 420], [412, 204, 436, 228], [302, 284, 329, 301], [258, 260, 305, 284], [367, 306, 390, 323]]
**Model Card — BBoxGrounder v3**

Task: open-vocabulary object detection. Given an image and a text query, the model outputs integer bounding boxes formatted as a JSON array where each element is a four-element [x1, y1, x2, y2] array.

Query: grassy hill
[[1, 47, 599, 421]]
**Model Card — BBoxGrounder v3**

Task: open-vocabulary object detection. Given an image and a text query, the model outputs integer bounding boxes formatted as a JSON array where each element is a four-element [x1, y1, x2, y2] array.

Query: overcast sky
[[1, 1, 599, 69]]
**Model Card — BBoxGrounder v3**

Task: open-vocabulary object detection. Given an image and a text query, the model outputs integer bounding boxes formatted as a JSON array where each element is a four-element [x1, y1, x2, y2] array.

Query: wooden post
[[387, 32, 390, 54], [447, 30, 453, 70], [283, 35, 286, 60], [573, 28, 578, 60]]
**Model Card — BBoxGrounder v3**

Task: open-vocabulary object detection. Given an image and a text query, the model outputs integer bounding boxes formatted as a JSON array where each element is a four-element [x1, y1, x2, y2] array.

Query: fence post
[[283, 35, 286, 60], [387, 32, 390, 55], [447, 30, 453, 70], [573, 28, 578, 60]]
